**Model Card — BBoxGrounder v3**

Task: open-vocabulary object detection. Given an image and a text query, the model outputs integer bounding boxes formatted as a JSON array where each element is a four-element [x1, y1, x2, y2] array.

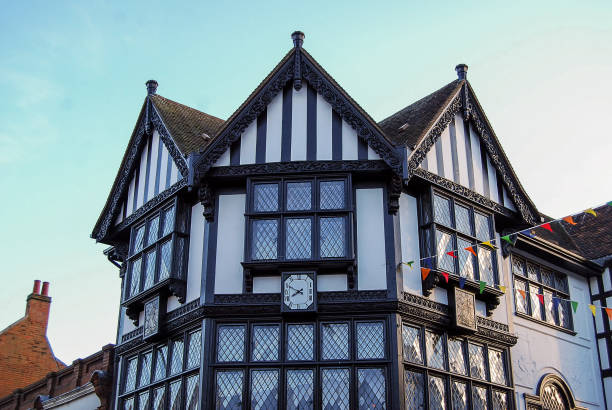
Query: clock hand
[[292, 289, 304, 297]]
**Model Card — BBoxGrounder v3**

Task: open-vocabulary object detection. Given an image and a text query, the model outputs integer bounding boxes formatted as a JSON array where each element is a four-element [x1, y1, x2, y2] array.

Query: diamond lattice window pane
[[129, 258, 142, 297], [322, 368, 350, 410], [358, 368, 386, 409], [153, 345, 167, 381], [477, 247, 495, 284], [132, 225, 145, 254], [321, 323, 349, 360], [170, 338, 184, 375], [217, 325, 245, 362], [287, 182, 312, 211], [555, 273, 569, 293], [455, 205, 472, 235], [540, 267, 555, 288], [529, 285, 543, 320], [468, 343, 486, 380], [514, 279, 528, 314], [356, 322, 385, 359], [404, 370, 424, 409], [123, 396, 134, 410], [558, 299, 572, 329], [433, 195, 452, 227], [492, 390, 508, 410], [252, 325, 279, 361], [457, 238, 475, 281], [512, 256, 525, 276], [287, 324, 314, 361], [254, 183, 278, 212], [186, 330, 201, 369], [448, 338, 467, 375], [138, 351, 152, 387], [147, 217, 160, 246], [124, 356, 138, 392], [472, 385, 488, 410], [402, 325, 423, 364], [251, 369, 279, 410], [320, 217, 345, 258], [138, 391, 149, 410], [320, 181, 345, 210], [474, 213, 490, 242], [185, 374, 199, 410], [436, 230, 455, 273], [451, 381, 468, 410], [168, 380, 182, 409], [542, 383, 569, 409], [428, 375, 446, 410], [488, 349, 507, 385], [286, 369, 314, 410], [252, 220, 278, 260], [544, 290, 556, 325], [426, 331, 446, 370], [152, 385, 166, 410], [162, 206, 175, 236], [215, 370, 243, 410], [143, 250, 157, 289], [527, 262, 539, 282], [286, 219, 312, 260], [159, 239, 172, 281]]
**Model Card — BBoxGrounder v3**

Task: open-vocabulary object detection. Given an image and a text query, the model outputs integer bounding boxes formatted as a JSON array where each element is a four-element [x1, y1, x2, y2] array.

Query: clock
[[282, 272, 316, 312]]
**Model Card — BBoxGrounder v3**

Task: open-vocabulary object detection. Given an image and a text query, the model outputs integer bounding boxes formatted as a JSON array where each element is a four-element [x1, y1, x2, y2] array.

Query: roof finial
[[455, 64, 468, 80], [146, 80, 158, 95], [291, 31, 305, 48]]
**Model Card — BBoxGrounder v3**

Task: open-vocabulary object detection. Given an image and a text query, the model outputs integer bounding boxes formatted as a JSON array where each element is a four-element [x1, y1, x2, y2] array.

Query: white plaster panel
[[214, 194, 246, 294], [316, 93, 332, 160], [367, 146, 380, 160], [186, 203, 205, 302], [46, 391, 101, 409], [599, 337, 610, 369], [356, 188, 387, 290], [240, 120, 257, 164], [291, 86, 307, 161], [399, 193, 422, 294], [341, 119, 358, 160], [136, 139, 148, 208], [159, 144, 169, 189], [425, 142, 437, 174], [125, 174, 135, 216], [503, 187, 516, 211], [603, 268, 611, 292], [605, 377, 612, 410], [318, 274, 347, 291], [594, 299, 604, 334], [487, 155, 499, 203], [147, 130, 160, 202], [454, 114, 470, 188], [214, 148, 230, 167], [590, 276, 600, 295], [475, 300, 487, 316], [121, 307, 136, 335], [429, 287, 448, 305], [166, 296, 181, 312], [253, 276, 280, 293], [266, 92, 283, 163], [470, 127, 484, 195], [440, 126, 454, 181], [170, 161, 179, 185]]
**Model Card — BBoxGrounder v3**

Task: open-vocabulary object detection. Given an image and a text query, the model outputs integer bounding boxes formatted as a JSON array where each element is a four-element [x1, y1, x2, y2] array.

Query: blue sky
[[0, 1, 610, 362]]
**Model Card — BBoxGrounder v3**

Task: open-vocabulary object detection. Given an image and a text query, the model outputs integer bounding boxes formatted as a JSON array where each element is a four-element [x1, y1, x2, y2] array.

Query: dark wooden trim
[[200, 220, 211, 305], [480, 140, 490, 198], [449, 118, 460, 183], [132, 158, 140, 214], [230, 139, 240, 166], [204, 195, 220, 304], [143, 136, 153, 202], [306, 84, 317, 161], [332, 110, 342, 161], [154, 135, 163, 196], [357, 137, 368, 160], [281, 84, 293, 162], [383, 184, 397, 300], [256, 109, 267, 164], [208, 160, 388, 178], [435, 137, 445, 177], [464, 120, 475, 190], [165, 143, 173, 189]]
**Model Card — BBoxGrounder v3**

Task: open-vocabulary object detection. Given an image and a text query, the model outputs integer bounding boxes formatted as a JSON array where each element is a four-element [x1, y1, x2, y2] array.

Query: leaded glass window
[[322, 368, 350, 409], [402, 324, 423, 364], [469, 343, 486, 380], [321, 322, 349, 360], [287, 182, 312, 211], [286, 369, 314, 410], [124, 356, 138, 392], [138, 351, 152, 387], [170, 338, 184, 375], [428, 375, 446, 410], [154, 345, 168, 381], [426, 331, 446, 370], [448, 338, 467, 375], [404, 370, 424, 409], [215, 370, 243, 410], [356, 321, 385, 359], [251, 369, 278, 410], [152, 385, 165, 410], [217, 325, 245, 362], [138, 391, 149, 410], [451, 381, 468, 410], [488, 349, 507, 385], [186, 329, 201, 369], [252, 219, 278, 260], [285, 218, 312, 260], [287, 324, 314, 361], [254, 183, 279, 212], [168, 380, 182, 409], [320, 180, 345, 209], [472, 385, 488, 410], [252, 324, 279, 362], [357, 368, 386, 409]]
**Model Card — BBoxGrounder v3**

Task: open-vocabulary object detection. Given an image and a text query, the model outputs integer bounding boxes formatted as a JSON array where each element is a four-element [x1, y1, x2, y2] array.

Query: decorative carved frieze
[[166, 299, 200, 322], [208, 160, 388, 178], [120, 327, 143, 344]]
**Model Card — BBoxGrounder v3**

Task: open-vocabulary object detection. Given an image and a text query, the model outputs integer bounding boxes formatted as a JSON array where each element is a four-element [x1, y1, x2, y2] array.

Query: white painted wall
[[487, 155, 499, 203], [316, 93, 332, 160], [454, 115, 470, 188], [126, 172, 135, 216], [503, 187, 517, 211], [136, 140, 148, 208], [43, 388, 101, 409], [240, 120, 257, 164], [170, 161, 179, 184], [214, 194, 246, 294], [214, 149, 230, 167], [399, 193, 422, 294], [120, 306, 137, 335], [266, 92, 283, 163], [440, 127, 454, 181], [470, 126, 485, 196], [147, 130, 160, 202], [166, 296, 181, 312], [253, 276, 280, 293], [356, 188, 387, 290], [425, 142, 437, 174], [367, 146, 380, 160], [159, 143, 169, 188], [341, 119, 358, 160], [291, 86, 307, 161], [186, 203, 205, 301], [318, 274, 347, 291]]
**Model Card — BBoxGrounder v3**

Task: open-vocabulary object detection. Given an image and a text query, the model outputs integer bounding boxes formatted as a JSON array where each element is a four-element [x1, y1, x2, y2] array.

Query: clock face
[[283, 274, 315, 311]]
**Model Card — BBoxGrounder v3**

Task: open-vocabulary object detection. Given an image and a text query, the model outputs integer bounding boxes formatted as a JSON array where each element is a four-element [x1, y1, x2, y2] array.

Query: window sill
[[122, 277, 186, 323], [515, 312, 576, 335]]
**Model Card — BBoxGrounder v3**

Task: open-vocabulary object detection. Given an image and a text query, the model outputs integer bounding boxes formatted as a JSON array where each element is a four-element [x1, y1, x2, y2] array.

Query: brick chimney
[[25, 281, 51, 332]]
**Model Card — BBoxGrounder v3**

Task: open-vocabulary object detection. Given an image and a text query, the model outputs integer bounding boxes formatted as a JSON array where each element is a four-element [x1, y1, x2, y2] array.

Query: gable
[[212, 82, 381, 167]]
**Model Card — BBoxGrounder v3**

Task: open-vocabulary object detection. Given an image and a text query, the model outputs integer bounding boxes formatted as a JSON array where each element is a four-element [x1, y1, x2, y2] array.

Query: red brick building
[[0, 281, 64, 398]]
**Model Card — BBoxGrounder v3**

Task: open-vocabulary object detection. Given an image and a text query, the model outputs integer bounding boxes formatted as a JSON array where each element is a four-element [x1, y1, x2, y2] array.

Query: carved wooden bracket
[[198, 182, 215, 222], [388, 173, 402, 215]]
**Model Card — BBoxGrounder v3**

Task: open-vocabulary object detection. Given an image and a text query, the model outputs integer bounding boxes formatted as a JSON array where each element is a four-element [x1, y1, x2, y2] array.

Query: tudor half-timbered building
[[92, 32, 609, 409]]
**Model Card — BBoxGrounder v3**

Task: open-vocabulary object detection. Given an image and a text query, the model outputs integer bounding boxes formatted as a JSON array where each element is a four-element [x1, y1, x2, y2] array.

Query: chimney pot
[[41, 282, 50, 296], [146, 80, 158, 95], [33, 280, 41, 294], [291, 31, 305, 48], [455, 64, 468, 80]]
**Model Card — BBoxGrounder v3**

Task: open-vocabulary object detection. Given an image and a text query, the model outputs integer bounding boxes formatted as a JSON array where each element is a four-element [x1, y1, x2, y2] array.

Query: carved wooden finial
[[291, 31, 305, 91], [455, 64, 468, 80], [291, 31, 305, 48], [146, 80, 158, 95]]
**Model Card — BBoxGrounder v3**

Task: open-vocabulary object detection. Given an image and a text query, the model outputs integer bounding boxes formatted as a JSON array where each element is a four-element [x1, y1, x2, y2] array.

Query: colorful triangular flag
[[479, 281, 486, 294], [421, 268, 431, 281], [605, 308, 612, 321], [518, 289, 526, 300], [571, 301, 578, 313], [459, 277, 466, 289], [446, 251, 457, 258], [441, 272, 449, 283], [405, 261, 414, 269], [501, 235, 516, 245], [498, 285, 506, 293], [552, 297, 560, 310], [589, 304, 597, 317], [540, 223, 553, 233], [465, 246, 477, 257], [520, 229, 536, 238], [585, 208, 597, 217], [562, 216, 577, 226], [537, 294, 544, 305], [481, 241, 497, 250]]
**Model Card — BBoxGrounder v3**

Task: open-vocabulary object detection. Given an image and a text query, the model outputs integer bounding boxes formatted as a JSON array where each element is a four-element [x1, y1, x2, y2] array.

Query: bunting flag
[[465, 246, 477, 257], [608, 201, 612, 206], [540, 223, 553, 233], [537, 294, 544, 305], [585, 208, 597, 217], [571, 301, 578, 313], [562, 216, 577, 226], [498, 285, 506, 293], [605, 308, 612, 321], [405, 261, 414, 269], [501, 235, 516, 245], [520, 229, 536, 238], [479, 281, 486, 294], [552, 297, 560, 310], [459, 277, 466, 289], [441, 272, 449, 283], [446, 251, 457, 258], [421, 268, 431, 281], [589, 304, 597, 317], [481, 241, 497, 250], [518, 289, 526, 300]]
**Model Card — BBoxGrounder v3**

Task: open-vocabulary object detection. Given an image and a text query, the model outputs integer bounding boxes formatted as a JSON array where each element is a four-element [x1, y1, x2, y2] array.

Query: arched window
[[524, 374, 587, 410]]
